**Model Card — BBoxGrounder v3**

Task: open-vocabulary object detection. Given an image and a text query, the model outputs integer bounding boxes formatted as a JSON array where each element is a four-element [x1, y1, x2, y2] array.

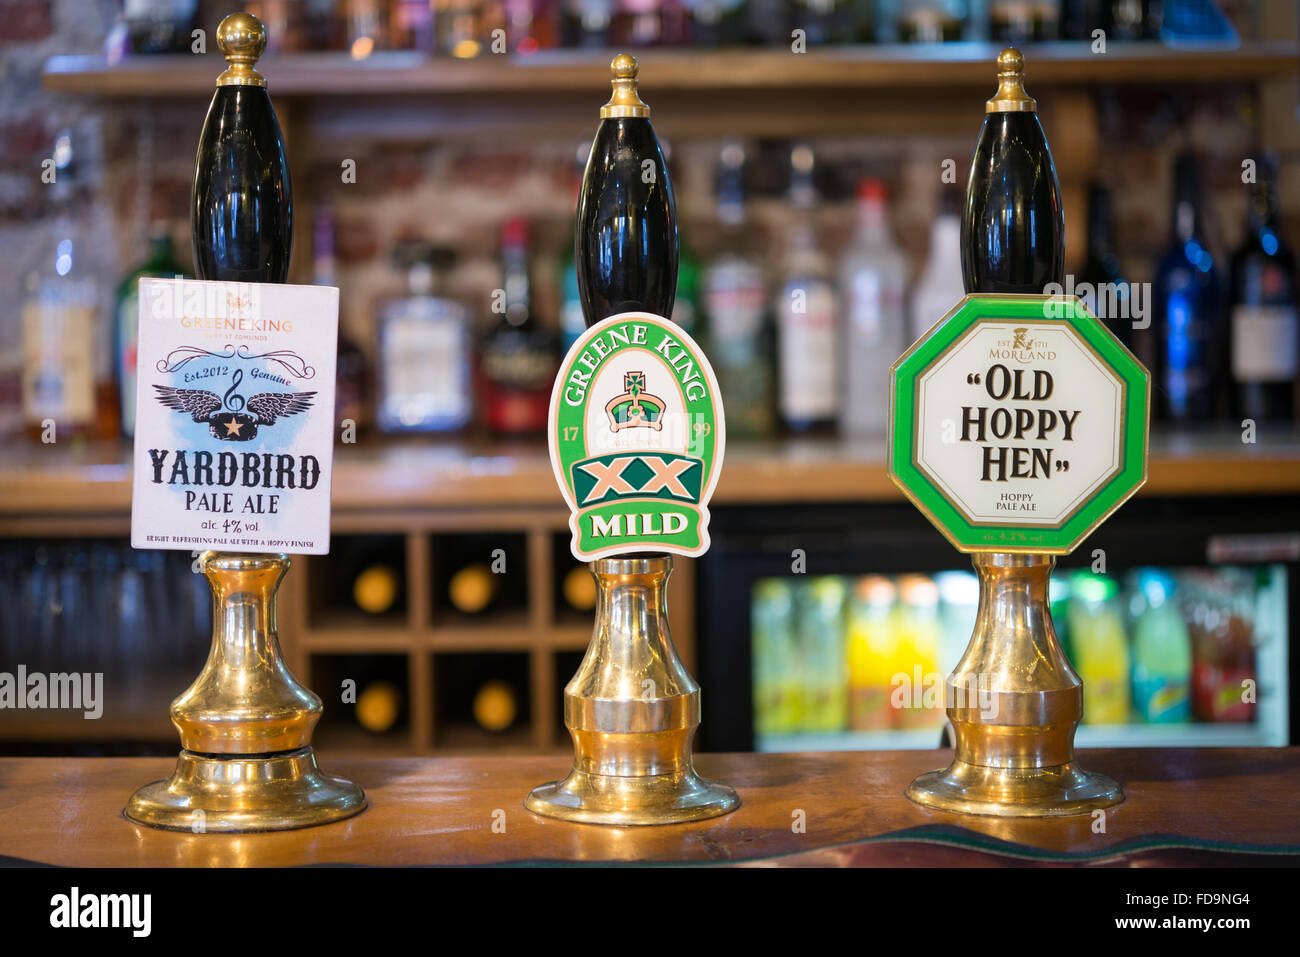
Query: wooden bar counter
[[2, 749, 1297, 867]]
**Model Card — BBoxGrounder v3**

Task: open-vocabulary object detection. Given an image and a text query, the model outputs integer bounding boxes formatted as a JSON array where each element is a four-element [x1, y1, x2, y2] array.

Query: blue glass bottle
[[1153, 153, 1224, 423]]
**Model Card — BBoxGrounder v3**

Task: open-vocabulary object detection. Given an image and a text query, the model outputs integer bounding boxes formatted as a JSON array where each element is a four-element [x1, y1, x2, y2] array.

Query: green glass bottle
[[115, 232, 189, 437]]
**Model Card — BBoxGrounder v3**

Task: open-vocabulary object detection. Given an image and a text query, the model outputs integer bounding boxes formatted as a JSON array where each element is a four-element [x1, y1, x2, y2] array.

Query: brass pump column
[[526, 556, 738, 824], [125, 14, 365, 832], [526, 57, 738, 825], [906, 552, 1123, 816], [898, 49, 1139, 818]]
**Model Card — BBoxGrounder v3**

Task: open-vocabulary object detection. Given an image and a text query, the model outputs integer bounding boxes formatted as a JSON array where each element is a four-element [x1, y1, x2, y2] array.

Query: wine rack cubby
[[289, 511, 697, 756]]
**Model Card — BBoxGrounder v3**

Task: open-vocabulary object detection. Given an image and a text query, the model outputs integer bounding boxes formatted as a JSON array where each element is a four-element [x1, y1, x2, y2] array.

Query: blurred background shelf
[[43, 42, 1300, 99]]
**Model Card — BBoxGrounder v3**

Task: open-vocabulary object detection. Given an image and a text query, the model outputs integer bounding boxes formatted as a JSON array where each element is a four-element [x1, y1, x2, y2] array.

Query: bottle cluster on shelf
[[12, 131, 1296, 446], [751, 563, 1276, 739], [109, 0, 1191, 60]]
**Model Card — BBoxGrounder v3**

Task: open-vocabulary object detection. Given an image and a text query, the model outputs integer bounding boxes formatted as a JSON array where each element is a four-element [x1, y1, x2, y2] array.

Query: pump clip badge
[[549, 312, 724, 560]]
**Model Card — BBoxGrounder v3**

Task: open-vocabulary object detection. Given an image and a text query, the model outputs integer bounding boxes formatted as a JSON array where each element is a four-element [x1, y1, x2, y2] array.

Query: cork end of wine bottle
[[987, 47, 1035, 114], [601, 53, 650, 120], [216, 12, 268, 89]]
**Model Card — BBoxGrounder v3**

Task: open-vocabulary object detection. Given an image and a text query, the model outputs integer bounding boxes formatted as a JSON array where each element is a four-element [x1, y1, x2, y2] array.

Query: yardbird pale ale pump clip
[[125, 12, 365, 832], [526, 55, 739, 825], [889, 49, 1151, 817]]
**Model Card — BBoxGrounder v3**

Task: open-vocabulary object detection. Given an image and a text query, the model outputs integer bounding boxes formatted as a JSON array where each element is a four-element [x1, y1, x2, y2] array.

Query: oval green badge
[[549, 311, 725, 560]]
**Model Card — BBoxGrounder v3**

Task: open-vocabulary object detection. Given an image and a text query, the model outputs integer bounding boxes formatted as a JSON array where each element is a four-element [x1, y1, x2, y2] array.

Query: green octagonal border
[[888, 293, 1151, 555]]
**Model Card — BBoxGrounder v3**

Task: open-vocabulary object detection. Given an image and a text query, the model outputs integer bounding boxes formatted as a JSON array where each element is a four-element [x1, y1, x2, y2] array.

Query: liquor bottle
[[775, 144, 838, 433], [562, 0, 613, 47], [989, 0, 1059, 43], [692, 0, 747, 46], [345, 0, 387, 55], [22, 130, 114, 442], [896, 0, 967, 42], [1153, 152, 1224, 423], [614, 0, 662, 45], [575, 55, 677, 327], [701, 142, 775, 438], [115, 230, 189, 438], [1077, 182, 1134, 349], [124, 0, 199, 53], [1128, 568, 1191, 724], [673, 235, 701, 338], [839, 177, 907, 437], [192, 33, 292, 284], [448, 562, 498, 614], [962, 49, 1064, 297], [480, 218, 558, 437], [375, 242, 473, 433], [389, 0, 436, 50], [314, 207, 371, 435], [560, 137, 590, 354], [910, 188, 966, 344], [1230, 153, 1297, 424]]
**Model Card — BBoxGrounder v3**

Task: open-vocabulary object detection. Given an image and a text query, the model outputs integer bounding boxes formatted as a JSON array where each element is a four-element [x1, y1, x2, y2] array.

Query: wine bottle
[[1230, 153, 1297, 424], [355, 679, 402, 733], [480, 218, 558, 437], [575, 55, 677, 327], [192, 19, 292, 285], [776, 144, 838, 433], [562, 564, 598, 612], [1153, 152, 1224, 423], [448, 562, 498, 615], [376, 242, 473, 433], [353, 563, 400, 615], [911, 187, 966, 344], [314, 206, 370, 434], [472, 679, 518, 732], [1078, 182, 1134, 349], [839, 177, 907, 437], [116, 230, 189, 438], [702, 141, 775, 439], [962, 48, 1064, 296]]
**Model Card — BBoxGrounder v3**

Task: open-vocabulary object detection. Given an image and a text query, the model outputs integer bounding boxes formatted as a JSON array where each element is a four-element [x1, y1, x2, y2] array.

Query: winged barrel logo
[[154, 383, 315, 441]]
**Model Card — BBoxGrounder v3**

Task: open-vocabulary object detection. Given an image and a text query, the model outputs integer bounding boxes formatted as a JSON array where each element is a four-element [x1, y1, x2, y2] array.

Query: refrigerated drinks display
[[750, 563, 1288, 750]]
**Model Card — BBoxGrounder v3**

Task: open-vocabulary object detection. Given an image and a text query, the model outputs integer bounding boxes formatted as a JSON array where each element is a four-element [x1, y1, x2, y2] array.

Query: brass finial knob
[[601, 52, 650, 119], [216, 12, 268, 88], [987, 46, 1035, 114]]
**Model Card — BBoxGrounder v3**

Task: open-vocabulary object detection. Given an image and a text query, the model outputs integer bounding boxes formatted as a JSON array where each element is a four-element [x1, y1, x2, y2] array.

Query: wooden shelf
[[3, 431, 1298, 526], [43, 43, 1300, 99]]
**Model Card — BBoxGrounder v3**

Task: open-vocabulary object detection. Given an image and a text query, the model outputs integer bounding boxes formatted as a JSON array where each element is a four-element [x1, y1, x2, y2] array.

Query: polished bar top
[[1, 749, 1297, 867]]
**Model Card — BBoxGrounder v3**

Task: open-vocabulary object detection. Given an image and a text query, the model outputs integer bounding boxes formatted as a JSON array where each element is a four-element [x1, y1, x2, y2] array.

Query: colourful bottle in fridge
[[752, 578, 797, 736], [1067, 572, 1132, 725], [846, 576, 901, 730], [894, 575, 945, 730], [795, 576, 848, 732], [1129, 568, 1192, 723]]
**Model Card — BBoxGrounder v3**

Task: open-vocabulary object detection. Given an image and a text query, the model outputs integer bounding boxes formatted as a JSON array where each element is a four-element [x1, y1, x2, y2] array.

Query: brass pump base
[[126, 748, 366, 832], [526, 556, 739, 826], [125, 553, 365, 833], [906, 761, 1123, 818], [906, 552, 1124, 818]]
